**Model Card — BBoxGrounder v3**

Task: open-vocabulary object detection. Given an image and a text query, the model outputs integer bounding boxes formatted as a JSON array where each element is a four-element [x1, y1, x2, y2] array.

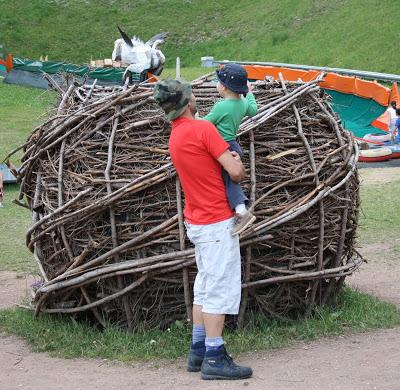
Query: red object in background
[[146, 72, 158, 83], [0, 53, 13, 72], [6, 53, 13, 72], [358, 154, 392, 162], [371, 111, 390, 131]]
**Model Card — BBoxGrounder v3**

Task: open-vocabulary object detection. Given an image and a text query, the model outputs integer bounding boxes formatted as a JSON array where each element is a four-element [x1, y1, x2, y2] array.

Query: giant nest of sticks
[[10, 73, 362, 330]]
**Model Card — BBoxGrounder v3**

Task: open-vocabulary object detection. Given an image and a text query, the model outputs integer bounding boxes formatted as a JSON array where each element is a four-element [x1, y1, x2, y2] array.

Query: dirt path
[[1, 327, 399, 390], [348, 242, 400, 307], [1, 167, 399, 389]]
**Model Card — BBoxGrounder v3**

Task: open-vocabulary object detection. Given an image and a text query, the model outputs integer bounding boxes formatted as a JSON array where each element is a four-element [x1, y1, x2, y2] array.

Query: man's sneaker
[[232, 211, 256, 236], [187, 341, 205, 372], [201, 345, 253, 380]]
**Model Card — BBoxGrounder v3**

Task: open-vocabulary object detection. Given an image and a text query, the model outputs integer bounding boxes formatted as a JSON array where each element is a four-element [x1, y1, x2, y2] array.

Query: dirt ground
[[1, 328, 399, 390], [0, 167, 399, 390], [0, 272, 35, 310], [358, 166, 399, 185]]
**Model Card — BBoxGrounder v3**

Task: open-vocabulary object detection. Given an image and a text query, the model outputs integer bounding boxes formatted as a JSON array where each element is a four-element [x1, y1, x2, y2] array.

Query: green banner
[[12, 58, 141, 83]]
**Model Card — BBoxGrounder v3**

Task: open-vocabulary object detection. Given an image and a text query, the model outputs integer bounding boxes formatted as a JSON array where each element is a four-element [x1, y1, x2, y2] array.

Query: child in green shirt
[[205, 63, 258, 235]]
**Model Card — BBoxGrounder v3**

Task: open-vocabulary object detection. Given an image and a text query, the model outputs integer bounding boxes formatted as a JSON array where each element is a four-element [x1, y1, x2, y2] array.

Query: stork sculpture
[[112, 27, 168, 83]]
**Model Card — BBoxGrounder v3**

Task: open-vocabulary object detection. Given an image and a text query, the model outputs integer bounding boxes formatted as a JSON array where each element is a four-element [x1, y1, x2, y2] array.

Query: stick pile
[[9, 73, 361, 330]]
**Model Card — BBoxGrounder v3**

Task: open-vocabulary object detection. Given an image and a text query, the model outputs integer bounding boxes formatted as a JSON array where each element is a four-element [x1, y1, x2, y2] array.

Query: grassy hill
[[0, 0, 399, 73]]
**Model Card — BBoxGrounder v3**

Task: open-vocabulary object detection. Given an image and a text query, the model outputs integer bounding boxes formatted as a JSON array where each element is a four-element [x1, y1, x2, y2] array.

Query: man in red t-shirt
[[154, 79, 252, 380]]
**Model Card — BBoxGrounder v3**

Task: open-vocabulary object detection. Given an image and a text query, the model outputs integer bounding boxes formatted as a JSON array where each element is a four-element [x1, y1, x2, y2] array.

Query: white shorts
[[185, 217, 241, 315]]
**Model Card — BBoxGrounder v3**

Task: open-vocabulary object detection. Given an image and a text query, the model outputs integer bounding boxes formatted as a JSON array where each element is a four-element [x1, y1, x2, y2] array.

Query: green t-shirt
[[204, 93, 258, 141]]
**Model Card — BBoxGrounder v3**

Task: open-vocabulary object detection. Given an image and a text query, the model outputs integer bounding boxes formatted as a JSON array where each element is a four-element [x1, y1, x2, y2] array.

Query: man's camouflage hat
[[153, 79, 192, 121]]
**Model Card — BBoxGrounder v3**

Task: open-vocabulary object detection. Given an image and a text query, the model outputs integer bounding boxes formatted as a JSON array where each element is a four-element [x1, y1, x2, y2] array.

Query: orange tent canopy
[[389, 82, 400, 106], [241, 64, 398, 133], [371, 82, 400, 131], [243, 65, 391, 106]]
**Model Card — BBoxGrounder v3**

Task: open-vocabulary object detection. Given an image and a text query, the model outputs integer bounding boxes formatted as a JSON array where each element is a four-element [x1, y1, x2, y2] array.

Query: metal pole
[[176, 57, 181, 79]]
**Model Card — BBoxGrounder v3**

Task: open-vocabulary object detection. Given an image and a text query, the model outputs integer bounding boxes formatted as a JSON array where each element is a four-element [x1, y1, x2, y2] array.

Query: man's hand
[[231, 151, 241, 161], [217, 149, 245, 183]]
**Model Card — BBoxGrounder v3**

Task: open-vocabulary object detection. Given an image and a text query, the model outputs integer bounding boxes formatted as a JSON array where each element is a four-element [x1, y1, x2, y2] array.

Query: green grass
[[0, 80, 55, 164], [358, 179, 400, 244], [0, 288, 399, 361], [157, 67, 207, 81], [0, 1, 399, 73], [0, 184, 35, 274]]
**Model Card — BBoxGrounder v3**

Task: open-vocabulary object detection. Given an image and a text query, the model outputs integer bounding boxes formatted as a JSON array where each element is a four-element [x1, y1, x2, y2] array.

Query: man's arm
[[201, 120, 245, 182], [217, 150, 245, 183]]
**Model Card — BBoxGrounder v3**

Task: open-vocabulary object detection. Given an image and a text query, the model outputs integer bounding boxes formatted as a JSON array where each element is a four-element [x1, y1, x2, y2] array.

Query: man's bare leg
[[193, 306, 225, 340], [203, 313, 225, 338], [192, 304, 204, 326]]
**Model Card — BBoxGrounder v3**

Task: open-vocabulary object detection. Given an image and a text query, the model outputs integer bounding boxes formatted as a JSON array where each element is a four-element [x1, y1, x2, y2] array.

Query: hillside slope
[[0, 0, 399, 73]]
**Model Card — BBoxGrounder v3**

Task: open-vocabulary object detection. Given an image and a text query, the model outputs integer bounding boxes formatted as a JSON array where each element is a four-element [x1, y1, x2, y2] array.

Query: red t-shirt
[[169, 117, 234, 225]]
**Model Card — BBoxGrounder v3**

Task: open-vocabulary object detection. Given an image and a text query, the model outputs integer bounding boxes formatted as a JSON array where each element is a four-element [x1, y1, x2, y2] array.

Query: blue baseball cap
[[216, 63, 248, 94]]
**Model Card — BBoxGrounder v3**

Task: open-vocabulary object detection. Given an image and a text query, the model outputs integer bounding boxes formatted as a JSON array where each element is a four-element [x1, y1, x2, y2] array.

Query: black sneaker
[[187, 341, 205, 372], [201, 345, 253, 380]]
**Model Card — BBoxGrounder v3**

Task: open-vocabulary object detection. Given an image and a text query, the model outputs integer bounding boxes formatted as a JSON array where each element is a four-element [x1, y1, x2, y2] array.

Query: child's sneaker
[[232, 211, 256, 236]]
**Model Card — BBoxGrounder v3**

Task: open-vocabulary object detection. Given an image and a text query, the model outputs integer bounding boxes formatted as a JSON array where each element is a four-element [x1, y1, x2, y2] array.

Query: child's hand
[[247, 81, 253, 92]]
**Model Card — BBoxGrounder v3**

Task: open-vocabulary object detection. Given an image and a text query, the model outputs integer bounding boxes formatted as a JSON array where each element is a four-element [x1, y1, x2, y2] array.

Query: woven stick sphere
[[11, 74, 361, 330]]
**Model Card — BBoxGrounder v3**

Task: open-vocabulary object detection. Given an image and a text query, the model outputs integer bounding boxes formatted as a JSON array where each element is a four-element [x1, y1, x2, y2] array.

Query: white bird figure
[[112, 27, 168, 82]]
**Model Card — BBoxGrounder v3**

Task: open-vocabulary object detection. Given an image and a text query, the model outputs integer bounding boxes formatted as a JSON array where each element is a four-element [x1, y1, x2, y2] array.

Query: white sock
[[235, 203, 246, 215]]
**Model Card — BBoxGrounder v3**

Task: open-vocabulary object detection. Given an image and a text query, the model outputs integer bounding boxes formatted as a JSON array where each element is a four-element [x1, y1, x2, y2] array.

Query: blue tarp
[[324, 89, 386, 138], [0, 163, 17, 183]]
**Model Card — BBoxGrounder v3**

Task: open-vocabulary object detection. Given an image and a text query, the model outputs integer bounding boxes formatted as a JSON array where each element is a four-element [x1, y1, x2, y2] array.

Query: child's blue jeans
[[222, 140, 248, 210]]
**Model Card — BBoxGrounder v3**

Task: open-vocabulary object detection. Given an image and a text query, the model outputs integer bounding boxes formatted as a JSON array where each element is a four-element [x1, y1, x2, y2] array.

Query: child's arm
[[245, 82, 258, 117]]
